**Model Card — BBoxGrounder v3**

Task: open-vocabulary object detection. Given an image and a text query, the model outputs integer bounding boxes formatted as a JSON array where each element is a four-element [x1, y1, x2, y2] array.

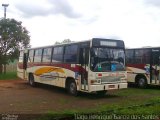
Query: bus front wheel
[[137, 77, 147, 88], [29, 74, 36, 87], [67, 80, 77, 96]]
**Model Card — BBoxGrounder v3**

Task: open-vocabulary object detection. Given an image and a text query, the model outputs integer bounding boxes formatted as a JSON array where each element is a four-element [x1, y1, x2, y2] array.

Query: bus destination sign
[[100, 41, 117, 47]]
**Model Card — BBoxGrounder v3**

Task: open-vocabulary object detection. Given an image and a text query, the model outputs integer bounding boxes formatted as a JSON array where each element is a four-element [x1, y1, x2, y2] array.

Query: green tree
[[54, 41, 61, 45], [0, 18, 30, 74], [62, 39, 72, 43], [54, 39, 73, 45]]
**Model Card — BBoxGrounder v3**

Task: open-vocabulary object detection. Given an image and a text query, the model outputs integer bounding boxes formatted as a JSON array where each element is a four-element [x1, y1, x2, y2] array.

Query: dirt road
[[0, 79, 159, 115], [0, 79, 124, 114]]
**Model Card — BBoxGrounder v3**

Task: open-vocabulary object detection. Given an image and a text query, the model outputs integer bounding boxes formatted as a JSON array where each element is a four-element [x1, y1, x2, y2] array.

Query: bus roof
[[126, 46, 160, 50], [25, 38, 124, 50], [27, 39, 90, 50]]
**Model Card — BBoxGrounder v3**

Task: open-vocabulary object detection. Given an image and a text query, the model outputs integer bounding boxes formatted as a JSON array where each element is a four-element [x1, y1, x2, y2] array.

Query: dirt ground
[[0, 79, 129, 114]]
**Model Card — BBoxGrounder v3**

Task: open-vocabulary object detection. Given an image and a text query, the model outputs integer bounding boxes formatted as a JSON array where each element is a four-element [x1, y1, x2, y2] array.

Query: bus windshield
[[90, 48, 125, 72]]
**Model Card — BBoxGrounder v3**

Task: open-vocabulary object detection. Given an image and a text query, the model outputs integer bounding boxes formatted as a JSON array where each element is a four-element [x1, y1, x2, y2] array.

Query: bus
[[17, 38, 127, 96], [126, 47, 160, 87]]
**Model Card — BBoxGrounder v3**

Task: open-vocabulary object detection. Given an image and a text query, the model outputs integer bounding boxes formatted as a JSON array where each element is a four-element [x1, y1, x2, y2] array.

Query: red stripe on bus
[[126, 64, 145, 70], [18, 63, 87, 73]]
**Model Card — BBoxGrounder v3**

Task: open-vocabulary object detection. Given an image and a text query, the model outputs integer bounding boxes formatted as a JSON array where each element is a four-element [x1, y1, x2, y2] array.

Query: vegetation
[[36, 87, 160, 120], [0, 18, 30, 74], [55, 39, 74, 45], [36, 98, 160, 120], [0, 72, 17, 80]]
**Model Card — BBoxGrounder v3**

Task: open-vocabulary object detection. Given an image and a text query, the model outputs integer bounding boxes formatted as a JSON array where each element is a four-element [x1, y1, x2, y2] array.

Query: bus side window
[[28, 50, 34, 63], [126, 49, 134, 64], [142, 49, 150, 64], [64, 44, 78, 63], [42, 47, 52, 62], [52, 46, 64, 63], [34, 49, 42, 62]]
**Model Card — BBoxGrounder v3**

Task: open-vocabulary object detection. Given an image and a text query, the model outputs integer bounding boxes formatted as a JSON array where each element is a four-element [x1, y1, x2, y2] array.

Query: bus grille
[[101, 76, 122, 83]]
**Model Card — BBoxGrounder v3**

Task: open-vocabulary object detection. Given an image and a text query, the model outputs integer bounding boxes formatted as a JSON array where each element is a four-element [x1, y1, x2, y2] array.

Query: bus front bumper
[[89, 82, 128, 92]]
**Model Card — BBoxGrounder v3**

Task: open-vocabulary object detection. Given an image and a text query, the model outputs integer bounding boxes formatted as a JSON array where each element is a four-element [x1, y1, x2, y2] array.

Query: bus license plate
[[109, 85, 115, 88]]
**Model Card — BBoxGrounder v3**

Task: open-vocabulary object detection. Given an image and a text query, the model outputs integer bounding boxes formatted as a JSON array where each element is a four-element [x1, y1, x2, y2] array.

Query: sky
[[0, 0, 160, 48]]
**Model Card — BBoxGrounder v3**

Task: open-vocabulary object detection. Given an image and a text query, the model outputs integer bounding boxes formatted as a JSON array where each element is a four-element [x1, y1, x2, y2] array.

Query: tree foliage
[[55, 39, 73, 45], [0, 18, 30, 73]]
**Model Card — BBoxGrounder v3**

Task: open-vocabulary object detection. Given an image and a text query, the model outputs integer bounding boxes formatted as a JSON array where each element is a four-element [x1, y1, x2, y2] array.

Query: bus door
[[79, 48, 89, 91], [23, 53, 27, 80], [151, 49, 160, 84]]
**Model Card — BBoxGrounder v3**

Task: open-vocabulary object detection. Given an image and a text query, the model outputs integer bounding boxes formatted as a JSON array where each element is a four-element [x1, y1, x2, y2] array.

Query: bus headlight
[[120, 78, 127, 82], [90, 79, 101, 84]]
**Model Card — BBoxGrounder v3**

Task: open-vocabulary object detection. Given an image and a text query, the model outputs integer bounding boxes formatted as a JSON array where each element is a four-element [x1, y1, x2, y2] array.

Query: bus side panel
[[26, 64, 85, 90], [126, 66, 150, 84], [17, 63, 24, 79], [127, 72, 136, 83]]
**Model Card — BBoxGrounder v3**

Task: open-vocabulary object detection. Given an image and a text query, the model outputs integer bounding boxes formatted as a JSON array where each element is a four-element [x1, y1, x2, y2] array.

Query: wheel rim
[[29, 75, 34, 85], [139, 78, 145, 86], [70, 82, 76, 94], [30, 79, 33, 85]]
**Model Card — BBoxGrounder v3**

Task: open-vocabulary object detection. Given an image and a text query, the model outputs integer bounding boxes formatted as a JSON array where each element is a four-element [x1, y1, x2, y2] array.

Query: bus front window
[[90, 48, 125, 72]]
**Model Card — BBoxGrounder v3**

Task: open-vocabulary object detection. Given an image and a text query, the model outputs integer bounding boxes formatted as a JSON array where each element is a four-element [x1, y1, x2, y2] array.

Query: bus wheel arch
[[135, 74, 147, 88], [65, 77, 78, 96], [28, 73, 36, 87]]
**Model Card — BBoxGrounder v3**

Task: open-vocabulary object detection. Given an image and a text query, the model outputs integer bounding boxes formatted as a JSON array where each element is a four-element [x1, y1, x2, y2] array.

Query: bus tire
[[29, 73, 36, 87], [137, 76, 147, 88], [67, 80, 77, 96]]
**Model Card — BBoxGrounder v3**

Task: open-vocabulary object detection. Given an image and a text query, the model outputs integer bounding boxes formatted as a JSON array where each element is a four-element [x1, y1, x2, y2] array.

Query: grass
[[36, 88, 160, 120], [0, 72, 17, 80], [36, 98, 160, 120]]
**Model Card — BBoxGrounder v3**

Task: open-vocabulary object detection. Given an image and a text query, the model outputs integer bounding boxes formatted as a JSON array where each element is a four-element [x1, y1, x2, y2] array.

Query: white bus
[[17, 38, 127, 96], [126, 47, 160, 87]]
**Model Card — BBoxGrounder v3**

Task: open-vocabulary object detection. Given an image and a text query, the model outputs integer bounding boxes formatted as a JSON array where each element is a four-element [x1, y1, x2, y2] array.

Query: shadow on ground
[[128, 82, 160, 90], [27, 82, 121, 100]]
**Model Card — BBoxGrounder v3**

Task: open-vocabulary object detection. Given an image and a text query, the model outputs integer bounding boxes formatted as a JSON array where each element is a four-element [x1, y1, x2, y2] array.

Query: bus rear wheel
[[29, 74, 36, 87], [67, 80, 77, 96], [137, 77, 147, 88]]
